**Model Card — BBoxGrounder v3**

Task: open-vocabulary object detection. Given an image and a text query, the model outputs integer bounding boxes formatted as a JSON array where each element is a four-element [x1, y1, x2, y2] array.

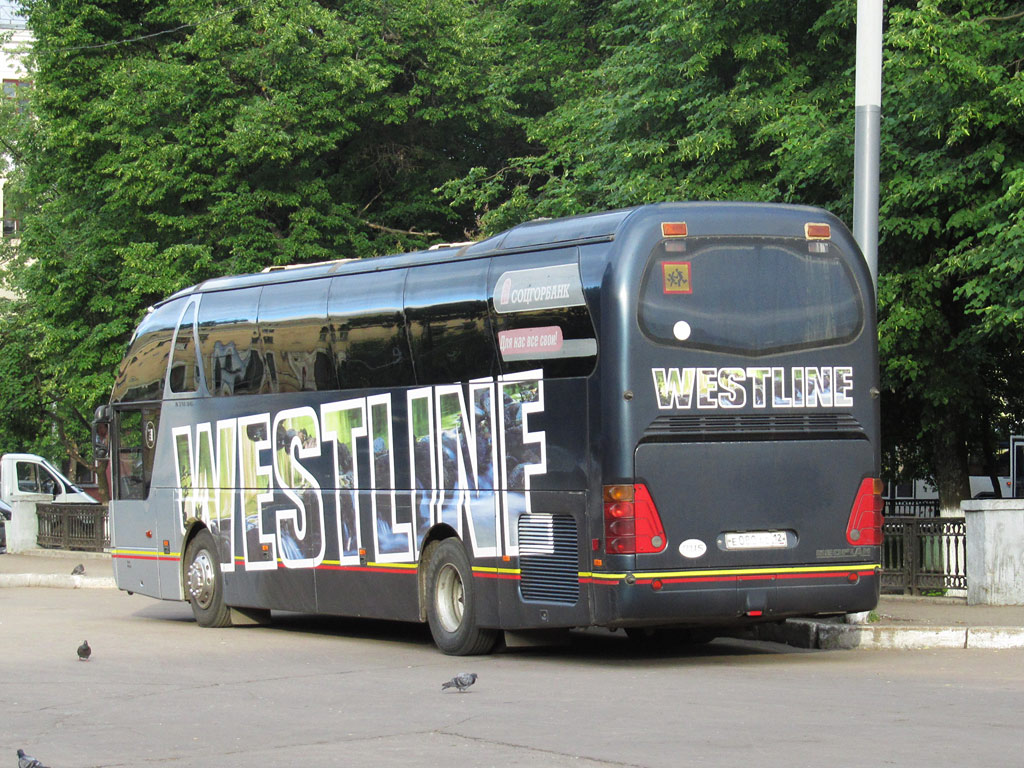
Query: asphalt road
[[2, 587, 1023, 768]]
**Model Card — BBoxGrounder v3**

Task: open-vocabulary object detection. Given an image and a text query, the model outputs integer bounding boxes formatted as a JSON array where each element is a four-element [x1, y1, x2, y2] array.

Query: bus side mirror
[[93, 405, 112, 461]]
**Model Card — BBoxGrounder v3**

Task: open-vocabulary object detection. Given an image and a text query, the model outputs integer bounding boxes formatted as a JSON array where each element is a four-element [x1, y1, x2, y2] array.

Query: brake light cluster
[[603, 484, 667, 555], [846, 478, 884, 546]]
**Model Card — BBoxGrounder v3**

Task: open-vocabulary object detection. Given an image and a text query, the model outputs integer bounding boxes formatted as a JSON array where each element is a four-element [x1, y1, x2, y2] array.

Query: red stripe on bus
[[588, 569, 878, 587], [473, 572, 520, 581]]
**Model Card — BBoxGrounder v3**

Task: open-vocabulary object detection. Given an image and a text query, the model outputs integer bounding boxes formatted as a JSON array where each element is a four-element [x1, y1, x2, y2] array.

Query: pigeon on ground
[[77, 640, 91, 661], [17, 749, 50, 768], [441, 672, 478, 692], [71, 563, 85, 575]]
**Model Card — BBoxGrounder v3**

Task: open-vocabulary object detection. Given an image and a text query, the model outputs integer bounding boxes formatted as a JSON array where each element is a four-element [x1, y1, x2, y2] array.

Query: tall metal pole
[[854, 0, 882, 293]]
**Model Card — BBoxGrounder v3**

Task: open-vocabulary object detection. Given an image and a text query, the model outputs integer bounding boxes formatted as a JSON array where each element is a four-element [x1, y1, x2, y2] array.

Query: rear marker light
[[805, 222, 831, 240], [652, 579, 663, 591], [661, 222, 688, 238], [847, 478, 884, 547]]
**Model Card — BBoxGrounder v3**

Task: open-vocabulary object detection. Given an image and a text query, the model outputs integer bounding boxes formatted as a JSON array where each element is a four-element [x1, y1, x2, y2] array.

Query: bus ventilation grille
[[518, 513, 579, 605], [644, 413, 865, 441]]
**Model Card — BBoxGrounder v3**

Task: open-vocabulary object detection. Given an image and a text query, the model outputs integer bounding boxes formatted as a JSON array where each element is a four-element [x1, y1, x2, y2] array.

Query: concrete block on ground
[[816, 623, 967, 650], [963, 500, 1024, 605], [966, 627, 1024, 649]]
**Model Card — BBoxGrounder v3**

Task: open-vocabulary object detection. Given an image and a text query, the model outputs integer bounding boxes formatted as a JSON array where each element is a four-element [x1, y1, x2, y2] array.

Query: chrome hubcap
[[436, 563, 465, 633], [187, 549, 216, 609]]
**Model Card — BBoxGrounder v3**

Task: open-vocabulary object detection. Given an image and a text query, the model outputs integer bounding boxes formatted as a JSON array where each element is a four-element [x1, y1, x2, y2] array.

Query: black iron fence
[[36, 503, 109, 552], [881, 516, 966, 595], [883, 498, 940, 517]]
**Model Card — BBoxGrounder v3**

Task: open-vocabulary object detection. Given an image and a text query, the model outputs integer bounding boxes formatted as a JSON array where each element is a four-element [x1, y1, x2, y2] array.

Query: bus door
[[626, 221, 880, 614], [110, 405, 165, 598]]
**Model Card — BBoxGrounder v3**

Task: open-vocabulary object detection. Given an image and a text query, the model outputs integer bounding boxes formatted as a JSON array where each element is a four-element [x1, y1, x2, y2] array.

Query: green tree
[[878, 1, 1024, 509], [445, 0, 1024, 512], [1, 0, 516, 480]]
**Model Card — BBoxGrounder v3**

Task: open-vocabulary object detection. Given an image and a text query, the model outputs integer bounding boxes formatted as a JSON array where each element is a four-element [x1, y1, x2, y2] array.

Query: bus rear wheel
[[185, 529, 231, 628], [425, 538, 497, 656]]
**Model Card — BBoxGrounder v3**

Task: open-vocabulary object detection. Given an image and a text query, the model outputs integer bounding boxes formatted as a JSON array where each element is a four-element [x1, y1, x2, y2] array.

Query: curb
[[0, 574, 116, 589], [758, 619, 1024, 650]]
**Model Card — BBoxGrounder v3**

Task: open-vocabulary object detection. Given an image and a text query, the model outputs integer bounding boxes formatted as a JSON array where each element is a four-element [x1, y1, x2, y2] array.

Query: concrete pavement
[[3, 549, 1024, 650], [0, 548, 116, 589]]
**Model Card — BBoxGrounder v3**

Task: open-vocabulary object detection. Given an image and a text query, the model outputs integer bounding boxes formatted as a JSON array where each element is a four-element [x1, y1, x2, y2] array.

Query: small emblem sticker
[[679, 538, 707, 559], [662, 262, 692, 294]]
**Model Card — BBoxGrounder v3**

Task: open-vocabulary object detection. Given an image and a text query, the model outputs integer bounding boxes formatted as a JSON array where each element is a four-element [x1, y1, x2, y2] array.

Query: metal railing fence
[[883, 499, 940, 517], [881, 516, 966, 595], [36, 503, 109, 552]]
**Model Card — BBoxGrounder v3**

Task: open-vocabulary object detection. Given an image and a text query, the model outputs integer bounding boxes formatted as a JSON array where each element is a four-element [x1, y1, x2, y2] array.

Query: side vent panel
[[518, 514, 579, 605]]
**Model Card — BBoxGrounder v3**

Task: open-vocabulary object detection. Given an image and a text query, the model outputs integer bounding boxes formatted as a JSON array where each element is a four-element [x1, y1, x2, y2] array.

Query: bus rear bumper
[[590, 566, 880, 629]]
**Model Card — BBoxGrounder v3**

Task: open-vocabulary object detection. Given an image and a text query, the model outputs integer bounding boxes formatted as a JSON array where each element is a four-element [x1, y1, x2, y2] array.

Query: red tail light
[[847, 478, 884, 546], [603, 483, 667, 554]]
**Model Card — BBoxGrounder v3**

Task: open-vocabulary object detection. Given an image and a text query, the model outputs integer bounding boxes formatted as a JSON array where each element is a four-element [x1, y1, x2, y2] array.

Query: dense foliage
[[1, 0, 1022, 509], [450, 0, 1024, 510], [0, 0, 519, 474]]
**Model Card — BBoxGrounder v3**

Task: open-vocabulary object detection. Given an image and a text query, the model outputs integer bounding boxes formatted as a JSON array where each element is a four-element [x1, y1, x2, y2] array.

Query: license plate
[[723, 531, 788, 550]]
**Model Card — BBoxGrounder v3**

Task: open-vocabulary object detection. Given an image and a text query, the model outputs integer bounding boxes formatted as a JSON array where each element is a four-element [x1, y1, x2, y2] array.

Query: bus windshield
[[638, 237, 864, 355]]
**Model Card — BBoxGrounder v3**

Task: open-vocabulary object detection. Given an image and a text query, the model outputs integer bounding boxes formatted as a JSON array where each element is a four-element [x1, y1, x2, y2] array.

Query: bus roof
[[163, 201, 851, 304], [165, 207, 637, 303]]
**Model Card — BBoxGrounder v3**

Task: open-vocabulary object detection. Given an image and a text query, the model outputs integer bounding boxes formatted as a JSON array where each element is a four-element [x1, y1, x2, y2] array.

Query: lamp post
[[854, 0, 882, 294]]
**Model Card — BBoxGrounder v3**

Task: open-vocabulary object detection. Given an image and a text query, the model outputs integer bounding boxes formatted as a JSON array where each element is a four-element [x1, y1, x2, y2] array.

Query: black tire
[[425, 538, 497, 656], [184, 529, 232, 628]]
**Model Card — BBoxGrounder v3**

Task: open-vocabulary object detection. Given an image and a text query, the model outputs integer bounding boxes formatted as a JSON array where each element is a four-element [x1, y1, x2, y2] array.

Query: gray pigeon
[[71, 563, 85, 576], [17, 749, 50, 768], [441, 672, 478, 692], [77, 640, 91, 661]]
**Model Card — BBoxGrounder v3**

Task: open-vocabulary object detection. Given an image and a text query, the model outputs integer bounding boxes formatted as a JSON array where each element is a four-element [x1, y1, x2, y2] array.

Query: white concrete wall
[[8, 494, 48, 552], [962, 499, 1024, 605]]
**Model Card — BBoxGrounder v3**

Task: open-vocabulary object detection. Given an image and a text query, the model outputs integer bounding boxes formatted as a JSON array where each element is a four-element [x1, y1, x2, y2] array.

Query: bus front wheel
[[185, 529, 231, 628], [425, 538, 497, 655]]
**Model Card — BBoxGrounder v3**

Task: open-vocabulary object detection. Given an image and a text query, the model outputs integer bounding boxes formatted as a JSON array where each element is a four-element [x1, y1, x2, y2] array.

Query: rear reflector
[[661, 222, 688, 238], [603, 483, 668, 554], [847, 478, 884, 546]]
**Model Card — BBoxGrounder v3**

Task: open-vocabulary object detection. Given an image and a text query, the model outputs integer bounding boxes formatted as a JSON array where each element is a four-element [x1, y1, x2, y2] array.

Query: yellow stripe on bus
[[110, 549, 180, 558]]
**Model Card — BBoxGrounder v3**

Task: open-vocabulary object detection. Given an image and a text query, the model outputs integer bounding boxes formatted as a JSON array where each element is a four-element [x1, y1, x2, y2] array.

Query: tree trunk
[[931, 418, 970, 516]]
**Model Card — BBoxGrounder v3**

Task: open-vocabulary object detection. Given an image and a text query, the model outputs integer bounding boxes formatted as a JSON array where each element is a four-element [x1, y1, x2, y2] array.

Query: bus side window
[[116, 410, 144, 500], [198, 288, 264, 396], [114, 407, 160, 501], [488, 250, 597, 379], [169, 303, 200, 394], [329, 270, 414, 390], [258, 279, 337, 393], [405, 262, 499, 385], [110, 299, 181, 403]]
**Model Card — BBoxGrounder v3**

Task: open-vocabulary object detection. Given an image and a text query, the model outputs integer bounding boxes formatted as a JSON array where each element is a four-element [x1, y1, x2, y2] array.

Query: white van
[[0, 453, 97, 505]]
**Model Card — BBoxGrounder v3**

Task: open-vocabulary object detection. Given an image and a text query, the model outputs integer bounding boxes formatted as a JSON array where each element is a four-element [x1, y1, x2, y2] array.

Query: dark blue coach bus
[[95, 202, 882, 654]]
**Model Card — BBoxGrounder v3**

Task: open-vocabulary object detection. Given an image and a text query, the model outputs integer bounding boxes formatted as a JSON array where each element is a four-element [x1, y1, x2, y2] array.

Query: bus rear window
[[638, 238, 863, 355]]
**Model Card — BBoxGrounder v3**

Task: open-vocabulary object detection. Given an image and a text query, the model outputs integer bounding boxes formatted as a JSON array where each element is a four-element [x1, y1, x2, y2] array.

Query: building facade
[[1, 1, 30, 298]]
